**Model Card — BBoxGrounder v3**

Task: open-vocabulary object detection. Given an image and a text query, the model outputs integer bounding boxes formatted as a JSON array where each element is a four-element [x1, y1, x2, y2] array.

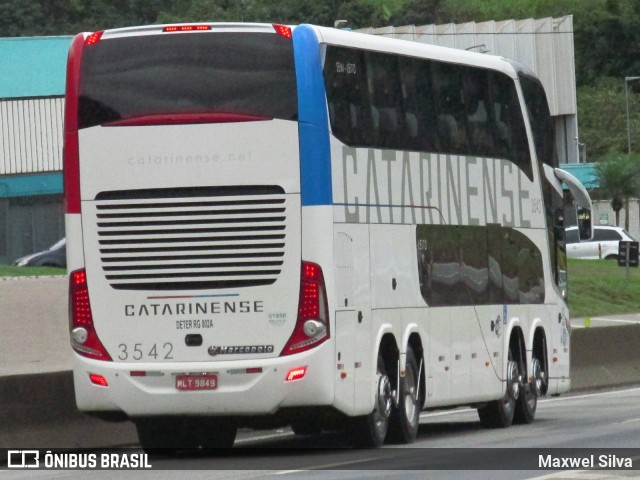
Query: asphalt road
[[3, 386, 640, 480]]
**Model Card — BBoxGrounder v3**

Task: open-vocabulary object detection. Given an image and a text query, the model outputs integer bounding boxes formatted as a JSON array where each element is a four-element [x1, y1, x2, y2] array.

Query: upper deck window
[[78, 32, 297, 128], [324, 45, 532, 179]]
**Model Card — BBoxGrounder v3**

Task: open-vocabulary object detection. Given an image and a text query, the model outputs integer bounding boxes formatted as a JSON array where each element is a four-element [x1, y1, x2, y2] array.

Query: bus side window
[[398, 56, 436, 152], [324, 46, 370, 146], [416, 225, 543, 306], [432, 63, 468, 154], [462, 68, 495, 157], [489, 74, 514, 158], [489, 73, 533, 180], [365, 51, 403, 149]]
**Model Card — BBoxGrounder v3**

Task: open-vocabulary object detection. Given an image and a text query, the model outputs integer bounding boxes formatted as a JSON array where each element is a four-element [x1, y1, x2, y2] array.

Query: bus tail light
[[281, 262, 329, 356], [285, 366, 307, 382], [69, 269, 112, 361], [163, 25, 212, 32], [85, 31, 104, 46], [272, 24, 292, 39], [89, 374, 109, 387]]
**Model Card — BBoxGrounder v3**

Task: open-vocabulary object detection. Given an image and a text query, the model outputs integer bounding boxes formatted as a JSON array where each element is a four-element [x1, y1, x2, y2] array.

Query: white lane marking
[[235, 430, 294, 444], [528, 473, 622, 480], [538, 386, 640, 404], [271, 455, 390, 475], [618, 417, 640, 424]]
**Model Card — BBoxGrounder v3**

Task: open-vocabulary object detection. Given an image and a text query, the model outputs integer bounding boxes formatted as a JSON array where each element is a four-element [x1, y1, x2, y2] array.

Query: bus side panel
[[333, 223, 373, 416], [65, 214, 84, 272], [425, 307, 451, 406], [450, 306, 472, 400], [369, 225, 421, 310], [333, 310, 356, 413], [547, 302, 571, 395], [469, 305, 504, 401]]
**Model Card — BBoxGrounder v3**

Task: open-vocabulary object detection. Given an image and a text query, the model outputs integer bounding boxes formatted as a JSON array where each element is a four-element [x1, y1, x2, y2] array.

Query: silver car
[[13, 238, 66, 268]]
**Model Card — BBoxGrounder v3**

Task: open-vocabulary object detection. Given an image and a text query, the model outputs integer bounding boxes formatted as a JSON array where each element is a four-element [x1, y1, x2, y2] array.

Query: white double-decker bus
[[64, 22, 592, 449]]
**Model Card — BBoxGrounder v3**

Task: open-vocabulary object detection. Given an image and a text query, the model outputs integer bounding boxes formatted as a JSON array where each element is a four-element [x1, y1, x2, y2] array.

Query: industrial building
[[0, 35, 70, 264]]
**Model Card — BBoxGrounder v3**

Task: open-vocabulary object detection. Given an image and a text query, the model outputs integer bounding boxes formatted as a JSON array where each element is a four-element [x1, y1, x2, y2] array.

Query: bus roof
[[81, 22, 519, 79]]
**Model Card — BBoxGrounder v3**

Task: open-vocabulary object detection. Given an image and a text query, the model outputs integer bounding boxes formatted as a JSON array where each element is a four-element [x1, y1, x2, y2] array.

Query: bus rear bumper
[[73, 344, 334, 417]]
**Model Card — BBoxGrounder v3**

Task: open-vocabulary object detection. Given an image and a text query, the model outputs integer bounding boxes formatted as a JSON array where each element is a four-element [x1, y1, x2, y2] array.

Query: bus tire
[[291, 417, 323, 435], [348, 354, 392, 447], [135, 417, 237, 452], [189, 418, 237, 449], [514, 356, 543, 424], [387, 346, 420, 443], [477, 349, 519, 428], [135, 417, 183, 453]]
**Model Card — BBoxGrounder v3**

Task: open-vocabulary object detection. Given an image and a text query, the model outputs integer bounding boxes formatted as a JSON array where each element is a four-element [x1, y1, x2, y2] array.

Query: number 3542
[[117, 342, 174, 361]]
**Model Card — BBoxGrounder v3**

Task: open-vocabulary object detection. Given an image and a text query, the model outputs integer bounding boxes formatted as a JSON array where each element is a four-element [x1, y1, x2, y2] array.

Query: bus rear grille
[[94, 186, 287, 290]]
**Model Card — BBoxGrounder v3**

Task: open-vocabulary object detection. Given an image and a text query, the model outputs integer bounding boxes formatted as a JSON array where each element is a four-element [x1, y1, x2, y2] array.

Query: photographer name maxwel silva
[[539, 454, 633, 469]]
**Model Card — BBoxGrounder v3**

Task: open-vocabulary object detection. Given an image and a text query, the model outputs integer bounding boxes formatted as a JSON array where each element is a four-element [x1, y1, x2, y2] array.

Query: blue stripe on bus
[[293, 25, 332, 206]]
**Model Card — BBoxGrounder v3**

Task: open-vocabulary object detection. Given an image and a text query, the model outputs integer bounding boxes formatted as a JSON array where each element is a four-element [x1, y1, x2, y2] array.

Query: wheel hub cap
[[377, 374, 393, 418], [506, 360, 520, 401]]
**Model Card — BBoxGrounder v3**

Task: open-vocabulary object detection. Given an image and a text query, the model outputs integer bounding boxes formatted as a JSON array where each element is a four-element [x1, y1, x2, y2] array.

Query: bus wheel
[[477, 353, 519, 428], [388, 346, 420, 443], [349, 354, 392, 447], [190, 418, 237, 449], [514, 357, 543, 424], [135, 417, 183, 453], [291, 417, 323, 436], [135, 417, 236, 452]]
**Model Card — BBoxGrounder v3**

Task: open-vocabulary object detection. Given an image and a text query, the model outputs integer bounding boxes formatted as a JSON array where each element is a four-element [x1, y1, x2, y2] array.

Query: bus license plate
[[175, 374, 217, 391]]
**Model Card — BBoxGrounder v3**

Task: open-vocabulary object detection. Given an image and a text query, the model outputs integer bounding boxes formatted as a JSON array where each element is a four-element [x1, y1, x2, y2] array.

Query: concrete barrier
[[1, 277, 639, 448], [570, 324, 640, 391]]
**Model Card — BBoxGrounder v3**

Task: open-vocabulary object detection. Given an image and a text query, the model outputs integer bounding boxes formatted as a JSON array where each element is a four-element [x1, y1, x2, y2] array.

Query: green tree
[[576, 79, 640, 161], [594, 153, 640, 230], [389, 0, 445, 25], [157, 0, 387, 27], [573, 0, 640, 86], [0, 0, 173, 36], [0, 1, 46, 36]]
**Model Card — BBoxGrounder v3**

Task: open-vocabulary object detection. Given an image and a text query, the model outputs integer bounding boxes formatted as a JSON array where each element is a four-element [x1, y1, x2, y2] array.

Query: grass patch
[[567, 258, 640, 318], [0, 265, 66, 277]]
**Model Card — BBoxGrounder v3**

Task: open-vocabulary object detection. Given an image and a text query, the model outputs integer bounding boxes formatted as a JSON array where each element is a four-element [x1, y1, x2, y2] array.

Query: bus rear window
[[78, 32, 297, 129]]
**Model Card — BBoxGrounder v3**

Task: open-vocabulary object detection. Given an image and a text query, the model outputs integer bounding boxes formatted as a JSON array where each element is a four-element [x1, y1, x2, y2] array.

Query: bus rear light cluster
[[69, 269, 112, 361], [85, 31, 103, 46], [280, 262, 329, 356], [285, 366, 307, 382], [89, 374, 109, 387], [272, 24, 292, 39]]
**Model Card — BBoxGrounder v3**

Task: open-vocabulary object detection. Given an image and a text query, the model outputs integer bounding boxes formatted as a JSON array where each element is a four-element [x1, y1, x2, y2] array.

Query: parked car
[[13, 238, 66, 268], [565, 226, 636, 260]]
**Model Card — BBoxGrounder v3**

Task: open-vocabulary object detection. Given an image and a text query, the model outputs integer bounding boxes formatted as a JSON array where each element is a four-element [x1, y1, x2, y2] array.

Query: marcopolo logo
[[208, 344, 274, 356]]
